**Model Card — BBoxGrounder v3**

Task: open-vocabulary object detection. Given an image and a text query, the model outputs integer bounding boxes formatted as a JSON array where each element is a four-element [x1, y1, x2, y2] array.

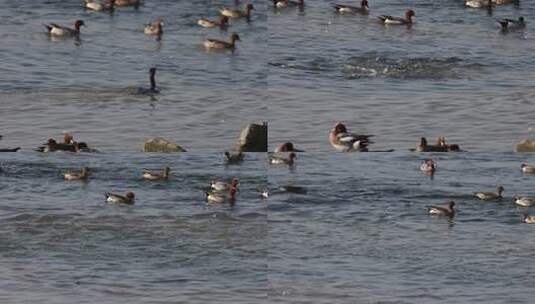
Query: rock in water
[[516, 139, 535, 152], [143, 137, 186, 153], [237, 122, 268, 152]]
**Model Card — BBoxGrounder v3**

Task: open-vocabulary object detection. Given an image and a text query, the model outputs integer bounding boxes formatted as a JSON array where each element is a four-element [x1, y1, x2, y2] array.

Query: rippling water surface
[[2, 0, 535, 303]]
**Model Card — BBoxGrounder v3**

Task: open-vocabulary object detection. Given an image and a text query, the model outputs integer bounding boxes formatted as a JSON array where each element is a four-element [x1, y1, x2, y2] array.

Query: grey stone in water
[[143, 137, 186, 153], [516, 139, 535, 152], [237, 122, 267, 152]]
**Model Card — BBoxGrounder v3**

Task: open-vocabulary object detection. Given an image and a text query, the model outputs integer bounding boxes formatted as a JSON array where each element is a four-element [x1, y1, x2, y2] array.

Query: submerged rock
[[516, 139, 535, 152], [237, 122, 267, 152], [143, 137, 186, 153]]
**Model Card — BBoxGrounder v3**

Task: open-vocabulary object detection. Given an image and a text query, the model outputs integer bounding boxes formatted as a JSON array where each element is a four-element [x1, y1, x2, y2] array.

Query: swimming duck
[[137, 67, 159, 95], [334, 0, 369, 14], [274, 142, 304, 152], [144, 18, 164, 36], [197, 16, 229, 28], [44, 20, 85, 37], [224, 151, 244, 164], [474, 185, 504, 200], [269, 152, 296, 166], [273, 0, 304, 8], [64, 167, 89, 181], [414, 137, 448, 152], [420, 159, 436, 173], [0, 147, 20, 152], [329, 122, 373, 152], [498, 17, 525, 30], [204, 33, 241, 50], [36, 139, 77, 152], [523, 214, 535, 224], [206, 187, 237, 204], [115, 0, 140, 7], [379, 9, 415, 25], [521, 163, 535, 174], [142, 166, 170, 181], [514, 196, 535, 207], [427, 201, 456, 217], [105, 192, 135, 205], [279, 185, 307, 194], [211, 178, 239, 192], [220, 4, 254, 20], [465, 0, 492, 8], [85, 0, 115, 12], [494, 0, 520, 4]]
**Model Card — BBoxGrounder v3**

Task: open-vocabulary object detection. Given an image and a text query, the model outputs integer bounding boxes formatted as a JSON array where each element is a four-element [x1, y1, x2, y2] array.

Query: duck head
[[405, 9, 415, 21], [332, 122, 347, 135], [246, 4, 254, 11], [220, 16, 229, 25], [126, 192, 135, 200], [289, 152, 297, 160], [74, 20, 85, 30], [361, 0, 369, 9], [420, 137, 428, 147], [230, 33, 241, 43], [521, 163, 528, 169], [278, 142, 294, 152], [497, 185, 505, 195], [231, 178, 239, 187], [448, 201, 455, 210]]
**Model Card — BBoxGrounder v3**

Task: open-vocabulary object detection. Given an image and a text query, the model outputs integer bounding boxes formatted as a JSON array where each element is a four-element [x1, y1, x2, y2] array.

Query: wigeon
[[220, 4, 254, 20], [474, 185, 504, 200], [85, 0, 115, 12], [224, 151, 244, 164], [268, 152, 296, 166], [498, 17, 525, 30], [521, 163, 535, 174], [105, 192, 135, 204], [427, 201, 456, 217], [211, 178, 239, 192], [137, 67, 159, 95], [206, 187, 237, 204], [44, 20, 85, 36], [329, 122, 373, 152], [64, 167, 89, 181], [204, 33, 241, 50], [334, 0, 369, 14], [514, 196, 535, 207], [274, 142, 303, 152], [197, 16, 229, 28], [378, 9, 415, 25], [142, 166, 170, 181]]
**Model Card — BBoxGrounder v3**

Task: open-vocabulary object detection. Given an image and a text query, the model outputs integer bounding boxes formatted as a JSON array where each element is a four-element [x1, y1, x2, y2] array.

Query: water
[[2, 0, 535, 303]]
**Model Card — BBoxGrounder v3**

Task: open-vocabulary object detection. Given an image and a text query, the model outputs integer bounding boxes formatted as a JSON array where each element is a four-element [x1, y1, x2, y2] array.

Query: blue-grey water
[[2, 0, 535, 303]]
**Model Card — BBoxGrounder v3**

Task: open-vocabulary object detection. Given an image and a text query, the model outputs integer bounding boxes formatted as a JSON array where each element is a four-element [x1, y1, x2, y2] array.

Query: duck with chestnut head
[[427, 201, 456, 218], [379, 9, 415, 25], [220, 4, 254, 20], [197, 16, 229, 29], [269, 152, 296, 166], [105, 191, 135, 205], [204, 33, 241, 50], [329, 122, 373, 152], [334, 0, 369, 14]]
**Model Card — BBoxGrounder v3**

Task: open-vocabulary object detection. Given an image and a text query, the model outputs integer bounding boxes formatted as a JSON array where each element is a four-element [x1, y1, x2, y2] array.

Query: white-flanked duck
[[197, 16, 229, 29], [329, 122, 373, 152], [211, 177, 239, 192], [269, 152, 296, 166], [427, 201, 456, 217], [206, 187, 237, 204], [334, 0, 369, 14], [514, 196, 535, 207], [204, 33, 241, 50], [220, 4, 254, 20], [142, 166, 170, 181], [521, 163, 535, 174], [115, 0, 140, 7], [523, 214, 535, 224], [474, 185, 504, 200], [378, 9, 415, 25], [466, 0, 492, 8], [224, 151, 244, 164], [274, 142, 303, 152], [105, 192, 135, 205], [44, 20, 85, 37], [137, 67, 159, 95], [498, 17, 525, 30], [420, 159, 436, 173], [64, 167, 89, 181], [144, 18, 164, 36], [85, 0, 115, 12]]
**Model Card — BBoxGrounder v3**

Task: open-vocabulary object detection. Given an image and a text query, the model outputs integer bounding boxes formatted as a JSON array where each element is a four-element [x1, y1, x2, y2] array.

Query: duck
[[197, 16, 229, 29], [521, 163, 535, 174], [379, 9, 415, 25], [414, 137, 448, 152], [273, 0, 304, 9], [329, 122, 373, 152], [514, 196, 535, 207], [436, 136, 462, 152], [137, 67, 159, 95], [224, 151, 244, 164], [204, 33, 241, 50], [274, 142, 303, 152], [427, 201, 456, 217], [206, 187, 237, 204], [35, 139, 77, 152], [498, 17, 525, 30], [279, 185, 307, 194], [84, 0, 115, 12], [211, 178, 239, 192], [269, 152, 296, 166], [115, 0, 140, 7], [465, 0, 492, 8], [334, 0, 369, 14], [144, 18, 164, 36], [420, 159, 436, 173], [0, 147, 20, 152], [142, 166, 170, 181], [44, 20, 85, 37], [64, 167, 89, 181], [494, 0, 520, 4], [105, 192, 135, 205], [474, 185, 504, 200], [220, 4, 254, 20], [523, 214, 535, 224]]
